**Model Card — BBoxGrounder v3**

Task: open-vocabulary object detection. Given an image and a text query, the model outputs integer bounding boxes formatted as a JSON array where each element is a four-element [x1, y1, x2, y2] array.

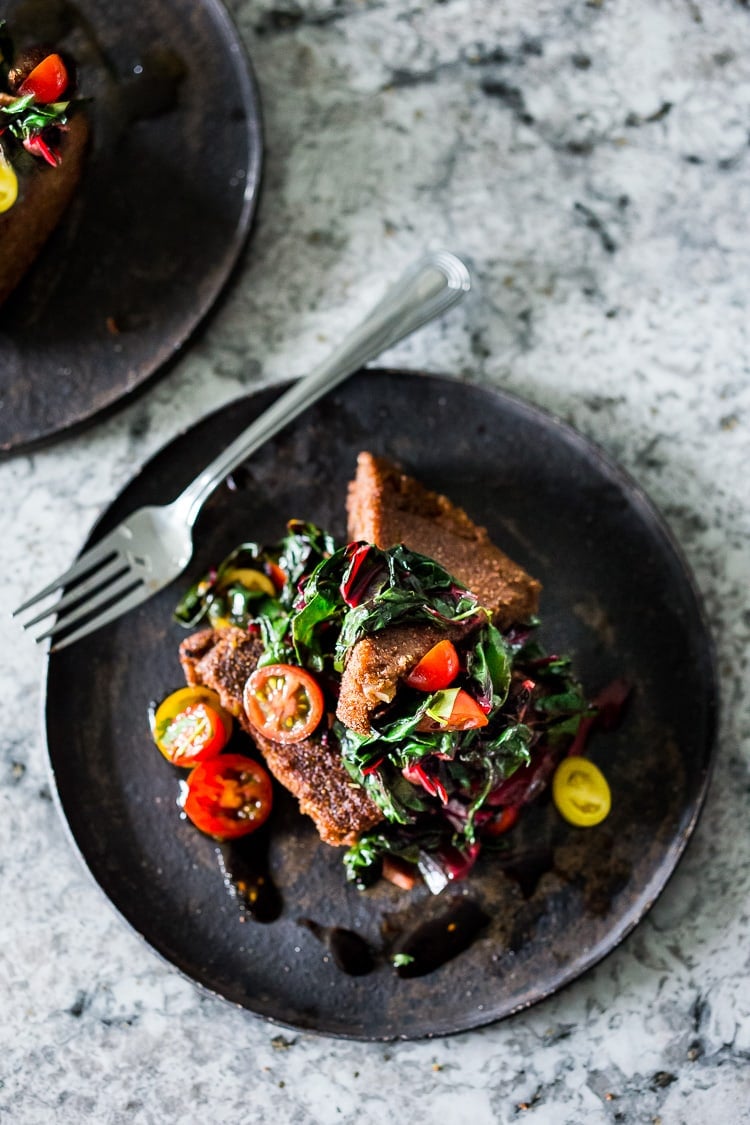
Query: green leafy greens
[[291, 541, 484, 672], [174, 521, 594, 894]]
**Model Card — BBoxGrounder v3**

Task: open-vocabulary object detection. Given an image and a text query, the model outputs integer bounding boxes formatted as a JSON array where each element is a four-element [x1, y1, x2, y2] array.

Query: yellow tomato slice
[[0, 155, 18, 214], [151, 686, 234, 757], [552, 756, 611, 827], [219, 567, 275, 596]]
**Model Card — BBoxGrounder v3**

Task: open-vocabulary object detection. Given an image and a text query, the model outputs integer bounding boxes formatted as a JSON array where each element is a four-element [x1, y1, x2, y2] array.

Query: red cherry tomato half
[[152, 686, 233, 767], [19, 53, 69, 103], [444, 689, 489, 730], [243, 663, 324, 743], [416, 688, 489, 732], [404, 639, 460, 692], [183, 754, 273, 839]]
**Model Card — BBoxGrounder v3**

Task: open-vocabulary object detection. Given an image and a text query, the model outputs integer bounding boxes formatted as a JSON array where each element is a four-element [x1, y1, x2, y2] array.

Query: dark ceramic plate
[[0, 0, 262, 455], [44, 371, 717, 1040]]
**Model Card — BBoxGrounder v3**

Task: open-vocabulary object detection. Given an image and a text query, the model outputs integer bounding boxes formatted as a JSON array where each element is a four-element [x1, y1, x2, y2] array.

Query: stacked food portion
[[172, 453, 603, 894]]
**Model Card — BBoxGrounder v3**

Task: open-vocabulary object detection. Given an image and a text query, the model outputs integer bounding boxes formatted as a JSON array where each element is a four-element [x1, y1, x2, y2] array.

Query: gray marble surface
[[2, 0, 750, 1121]]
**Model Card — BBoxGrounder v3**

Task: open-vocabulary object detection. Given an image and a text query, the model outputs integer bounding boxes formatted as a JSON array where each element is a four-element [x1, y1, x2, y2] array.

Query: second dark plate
[[44, 371, 717, 1039], [0, 0, 262, 454]]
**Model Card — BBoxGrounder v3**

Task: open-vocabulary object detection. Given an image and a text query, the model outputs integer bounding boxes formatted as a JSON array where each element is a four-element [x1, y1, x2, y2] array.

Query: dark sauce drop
[[393, 898, 489, 978], [112, 48, 186, 125], [499, 846, 555, 900], [507, 901, 546, 953], [298, 918, 376, 976], [216, 835, 282, 924]]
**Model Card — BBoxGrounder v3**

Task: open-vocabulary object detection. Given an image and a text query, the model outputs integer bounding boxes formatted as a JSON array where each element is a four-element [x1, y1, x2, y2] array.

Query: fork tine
[[35, 571, 143, 643], [13, 539, 120, 616], [21, 556, 129, 628], [48, 584, 152, 653]]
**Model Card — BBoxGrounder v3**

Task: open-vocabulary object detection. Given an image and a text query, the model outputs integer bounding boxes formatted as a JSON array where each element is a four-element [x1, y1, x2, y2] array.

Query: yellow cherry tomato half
[[0, 155, 18, 214], [552, 756, 611, 827], [219, 567, 275, 596], [151, 686, 233, 767]]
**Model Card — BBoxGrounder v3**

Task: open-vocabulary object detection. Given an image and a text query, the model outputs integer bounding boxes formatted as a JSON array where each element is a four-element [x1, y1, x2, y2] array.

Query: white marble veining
[[2, 0, 750, 1121]]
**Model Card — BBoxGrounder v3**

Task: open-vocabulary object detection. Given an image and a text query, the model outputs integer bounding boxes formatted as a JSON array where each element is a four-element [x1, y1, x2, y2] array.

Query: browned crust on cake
[[179, 627, 383, 846], [0, 112, 89, 306], [346, 451, 541, 628]]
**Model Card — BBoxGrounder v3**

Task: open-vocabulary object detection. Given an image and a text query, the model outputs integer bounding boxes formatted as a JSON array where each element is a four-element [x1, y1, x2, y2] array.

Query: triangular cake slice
[[337, 452, 541, 735], [346, 452, 541, 627]]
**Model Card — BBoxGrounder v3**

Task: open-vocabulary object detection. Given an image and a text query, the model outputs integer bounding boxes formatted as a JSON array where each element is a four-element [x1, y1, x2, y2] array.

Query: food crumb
[[432, 1063, 443, 1072]]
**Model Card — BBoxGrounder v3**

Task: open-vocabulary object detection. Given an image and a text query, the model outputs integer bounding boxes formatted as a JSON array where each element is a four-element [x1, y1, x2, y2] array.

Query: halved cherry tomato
[[445, 689, 489, 730], [183, 753, 272, 839], [552, 756, 611, 827], [243, 663, 324, 743], [418, 688, 489, 732], [404, 639, 460, 692], [152, 686, 233, 767], [19, 53, 69, 103]]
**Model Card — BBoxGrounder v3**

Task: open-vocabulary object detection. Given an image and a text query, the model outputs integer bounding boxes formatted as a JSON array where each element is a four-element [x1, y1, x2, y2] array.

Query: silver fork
[[14, 250, 471, 652]]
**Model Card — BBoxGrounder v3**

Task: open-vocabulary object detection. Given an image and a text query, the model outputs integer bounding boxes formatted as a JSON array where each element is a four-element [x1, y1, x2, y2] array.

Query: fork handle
[[176, 251, 471, 525]]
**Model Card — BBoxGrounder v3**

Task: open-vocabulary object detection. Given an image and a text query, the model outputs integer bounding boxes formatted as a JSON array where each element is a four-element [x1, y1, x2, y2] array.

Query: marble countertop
[[2, 0, 750, 1121]]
